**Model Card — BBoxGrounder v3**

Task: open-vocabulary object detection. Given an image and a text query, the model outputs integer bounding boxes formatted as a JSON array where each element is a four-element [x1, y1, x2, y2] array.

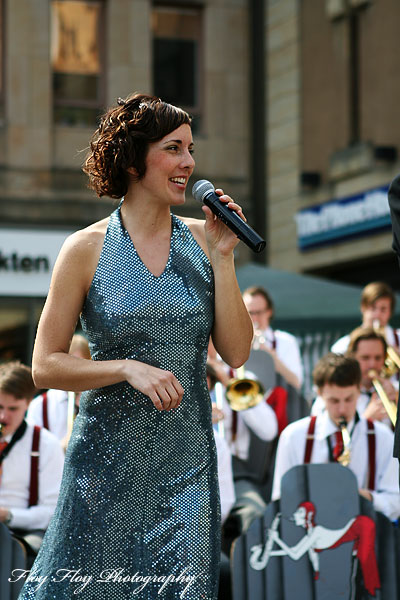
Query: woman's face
[[133, 123, 195, 207]]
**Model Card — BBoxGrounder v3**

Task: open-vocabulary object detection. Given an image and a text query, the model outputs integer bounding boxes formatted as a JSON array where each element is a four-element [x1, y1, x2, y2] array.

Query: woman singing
[[18, 93, 253, 599]]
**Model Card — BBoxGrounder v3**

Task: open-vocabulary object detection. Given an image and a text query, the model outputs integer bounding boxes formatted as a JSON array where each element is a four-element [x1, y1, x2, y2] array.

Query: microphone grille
[[192, 179, 214, 203]]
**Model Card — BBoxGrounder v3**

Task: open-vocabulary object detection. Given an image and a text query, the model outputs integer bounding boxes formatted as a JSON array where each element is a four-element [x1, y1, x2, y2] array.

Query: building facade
[[0, 0, 252, 362], [2, 0, 400, 363], [267, 0, 400, 289]]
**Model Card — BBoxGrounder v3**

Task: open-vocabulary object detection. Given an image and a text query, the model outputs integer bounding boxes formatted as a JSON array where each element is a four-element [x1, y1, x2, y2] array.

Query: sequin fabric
[[19, 205, 220, 599]]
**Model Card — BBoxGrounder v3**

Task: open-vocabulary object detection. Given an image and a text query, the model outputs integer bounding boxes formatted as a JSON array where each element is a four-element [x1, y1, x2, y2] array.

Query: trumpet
[[337, 418, 351, 467], [368, 369, 397, 426], [252, 327, 266, 351], [226, 365, 265, 411]]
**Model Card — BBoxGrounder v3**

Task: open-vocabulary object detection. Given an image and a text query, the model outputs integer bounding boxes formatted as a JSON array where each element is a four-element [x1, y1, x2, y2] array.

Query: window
[[152, 5, 202, 132], [51, 0, 105, 126]]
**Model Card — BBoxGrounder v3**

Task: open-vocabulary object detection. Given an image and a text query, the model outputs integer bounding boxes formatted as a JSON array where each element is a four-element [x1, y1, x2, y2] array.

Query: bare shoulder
[[61, 217, 109, 260], [178, 216, 209, 257], [53, 217, 110, 292]]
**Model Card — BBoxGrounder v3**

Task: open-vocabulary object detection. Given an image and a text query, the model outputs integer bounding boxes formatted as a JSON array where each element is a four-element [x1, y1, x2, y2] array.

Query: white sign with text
[[0, 228, 72, 297]]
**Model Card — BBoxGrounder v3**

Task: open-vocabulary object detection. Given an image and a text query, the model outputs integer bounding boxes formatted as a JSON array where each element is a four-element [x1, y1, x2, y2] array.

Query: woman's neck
[[121, 193, 171, 237]]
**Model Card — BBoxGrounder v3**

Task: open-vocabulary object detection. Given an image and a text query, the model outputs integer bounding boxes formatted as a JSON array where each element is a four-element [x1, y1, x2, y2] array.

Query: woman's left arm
[[197, 190, 253, 368]]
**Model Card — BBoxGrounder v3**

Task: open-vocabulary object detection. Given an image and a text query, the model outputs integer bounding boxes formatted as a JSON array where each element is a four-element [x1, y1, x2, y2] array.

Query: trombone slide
[[370, 377, 397, 426]]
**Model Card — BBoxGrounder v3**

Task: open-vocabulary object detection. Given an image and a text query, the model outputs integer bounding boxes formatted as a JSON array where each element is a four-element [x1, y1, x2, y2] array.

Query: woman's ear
[[126, 166, 138, 177]]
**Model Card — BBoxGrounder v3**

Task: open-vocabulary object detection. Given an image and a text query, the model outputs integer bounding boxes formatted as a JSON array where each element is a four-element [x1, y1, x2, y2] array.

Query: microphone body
[[192, 180, 266, 253]]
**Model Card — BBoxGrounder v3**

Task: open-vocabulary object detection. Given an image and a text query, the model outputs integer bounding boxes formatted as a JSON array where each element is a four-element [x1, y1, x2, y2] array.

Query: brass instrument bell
[[225, 365, 265, 411]]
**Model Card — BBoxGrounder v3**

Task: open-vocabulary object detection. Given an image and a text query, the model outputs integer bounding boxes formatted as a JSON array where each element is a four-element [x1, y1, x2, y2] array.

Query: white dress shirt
[[271, 411, 400, 521], [214, 431, 235, 524], [0, 423, 65, 530], [331, 325, 400, 354], [27, 389, 69, 441], [261, 327, 304, 385]]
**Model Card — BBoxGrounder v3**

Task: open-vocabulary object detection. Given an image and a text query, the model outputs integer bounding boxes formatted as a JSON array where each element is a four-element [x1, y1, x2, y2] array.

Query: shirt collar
[[315, 410, 357, 440]]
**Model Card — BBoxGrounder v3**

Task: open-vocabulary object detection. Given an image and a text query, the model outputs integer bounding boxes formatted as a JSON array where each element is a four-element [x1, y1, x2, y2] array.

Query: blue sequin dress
[[19, 205, 220, 599]]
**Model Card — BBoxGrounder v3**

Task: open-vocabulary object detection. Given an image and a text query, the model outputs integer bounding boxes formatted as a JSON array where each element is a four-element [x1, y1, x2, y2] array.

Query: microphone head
[[192, 179, 214, 203]]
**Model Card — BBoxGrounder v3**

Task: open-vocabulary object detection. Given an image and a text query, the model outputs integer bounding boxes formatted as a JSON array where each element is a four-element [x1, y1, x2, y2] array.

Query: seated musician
[[207, 343, 278, 467], [27, 333, 90, 446], [272, 354, 400, 521], [0, 361, 64, 566], [242, 286, 303, 391], [312, 328, 397, 428], [331, 281, 400, 355], [207, 358, 276, 548]]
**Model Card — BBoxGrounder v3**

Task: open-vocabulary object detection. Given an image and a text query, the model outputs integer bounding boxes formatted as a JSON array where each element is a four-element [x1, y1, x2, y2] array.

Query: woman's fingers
[[214, 189, 247, 221], [126, 362, 184, 411]]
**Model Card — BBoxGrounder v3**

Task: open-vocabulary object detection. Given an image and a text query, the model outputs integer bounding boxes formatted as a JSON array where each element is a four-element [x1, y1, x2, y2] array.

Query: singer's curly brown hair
[[83, 93, 192, 199]]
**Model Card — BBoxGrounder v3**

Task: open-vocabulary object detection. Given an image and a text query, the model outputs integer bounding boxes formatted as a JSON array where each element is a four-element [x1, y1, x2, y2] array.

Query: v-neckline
[[117, 205, 175, 279]]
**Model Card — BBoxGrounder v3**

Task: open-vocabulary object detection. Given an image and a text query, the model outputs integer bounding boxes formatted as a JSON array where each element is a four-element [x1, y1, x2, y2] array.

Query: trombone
[[372, 319, 400, 375], [368, 369, 397, 426]]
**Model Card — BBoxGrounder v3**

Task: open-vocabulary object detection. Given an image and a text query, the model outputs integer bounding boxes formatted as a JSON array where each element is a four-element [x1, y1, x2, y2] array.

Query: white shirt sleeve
[[214, 432, 236, 525], [4, 427, 65, 531], [240, 401, 278, 442], [275, 330, 304, 385], [370, 423, 400, 521], [330, 335, 350, 354]]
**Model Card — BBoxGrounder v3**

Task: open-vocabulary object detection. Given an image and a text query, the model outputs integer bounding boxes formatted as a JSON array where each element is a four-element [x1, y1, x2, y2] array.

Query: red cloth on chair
[[266, 386, 288, 434], [322, 515, 381, 596]]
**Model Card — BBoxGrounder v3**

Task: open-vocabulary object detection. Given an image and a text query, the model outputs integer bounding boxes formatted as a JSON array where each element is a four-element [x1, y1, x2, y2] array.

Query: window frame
[[51, 0, 106, 113], [152, 2, 204, 129]]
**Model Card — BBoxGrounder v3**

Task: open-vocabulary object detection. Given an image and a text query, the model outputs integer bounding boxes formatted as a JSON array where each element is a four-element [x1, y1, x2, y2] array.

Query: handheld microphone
[[192, 180, 266, 253]]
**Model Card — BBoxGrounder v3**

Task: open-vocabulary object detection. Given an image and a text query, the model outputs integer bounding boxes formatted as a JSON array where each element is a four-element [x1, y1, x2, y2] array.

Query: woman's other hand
[[123, 361, 184, 411]]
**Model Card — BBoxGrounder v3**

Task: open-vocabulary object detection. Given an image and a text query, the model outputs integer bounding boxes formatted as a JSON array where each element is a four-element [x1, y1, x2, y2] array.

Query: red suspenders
[[42, 392, 49, 430], [304, 416, 376, 491], [28, 425, 41, 507], [304, 416, 317, 464]]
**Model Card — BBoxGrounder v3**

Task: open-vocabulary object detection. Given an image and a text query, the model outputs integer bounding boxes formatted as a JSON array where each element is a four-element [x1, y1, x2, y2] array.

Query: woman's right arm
[[32, 228, 183, 411]]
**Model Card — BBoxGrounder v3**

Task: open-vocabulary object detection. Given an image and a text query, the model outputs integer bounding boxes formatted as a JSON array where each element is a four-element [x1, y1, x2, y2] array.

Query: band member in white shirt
[[207, 354, 278, 465], [272, 354, 400, 521], [242, 286, 303, 390], [312, 328, 397, 428], [331, 281, 400, 354], [0, 362, 64, 565]]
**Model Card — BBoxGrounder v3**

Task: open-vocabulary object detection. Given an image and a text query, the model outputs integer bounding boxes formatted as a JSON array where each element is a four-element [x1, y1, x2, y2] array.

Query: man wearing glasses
[[242, 286, 303, 390]]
